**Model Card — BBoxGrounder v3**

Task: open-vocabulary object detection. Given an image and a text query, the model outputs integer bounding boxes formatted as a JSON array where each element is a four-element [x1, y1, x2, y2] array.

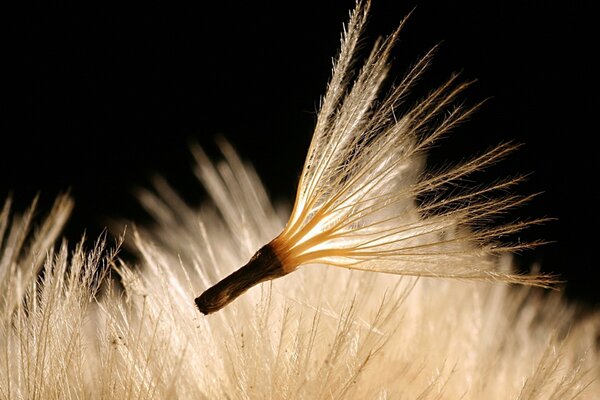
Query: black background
[[4, 1, 597, 305]]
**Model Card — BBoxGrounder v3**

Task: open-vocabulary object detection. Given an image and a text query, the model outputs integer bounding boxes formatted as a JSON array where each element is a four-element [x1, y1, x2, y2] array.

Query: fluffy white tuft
[[2, 156, 599, 398]]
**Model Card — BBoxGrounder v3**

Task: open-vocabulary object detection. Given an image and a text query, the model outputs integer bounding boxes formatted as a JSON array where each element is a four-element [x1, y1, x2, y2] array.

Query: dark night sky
[[3, 2, 597, 305]]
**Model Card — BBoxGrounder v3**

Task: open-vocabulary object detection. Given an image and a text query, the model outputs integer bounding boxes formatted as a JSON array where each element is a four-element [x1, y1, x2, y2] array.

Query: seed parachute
[[195, 1, 556, 315]]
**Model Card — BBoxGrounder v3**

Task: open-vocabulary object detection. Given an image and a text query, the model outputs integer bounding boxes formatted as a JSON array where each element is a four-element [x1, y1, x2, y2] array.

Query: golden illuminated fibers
[[195, 1, 555, 315]]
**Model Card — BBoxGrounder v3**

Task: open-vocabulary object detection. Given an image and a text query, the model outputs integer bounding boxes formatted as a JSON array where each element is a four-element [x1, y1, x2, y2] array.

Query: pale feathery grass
[[2, 1, 599, 399]]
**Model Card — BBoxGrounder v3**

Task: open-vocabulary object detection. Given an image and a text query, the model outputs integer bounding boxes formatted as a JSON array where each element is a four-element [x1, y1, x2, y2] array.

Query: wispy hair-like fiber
[[195, 1, 556, 315]]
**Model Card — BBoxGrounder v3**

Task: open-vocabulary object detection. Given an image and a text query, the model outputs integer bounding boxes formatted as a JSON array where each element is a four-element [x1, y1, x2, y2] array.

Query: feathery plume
[[3, 2, 598, 398], [195, 1, 555, 315]]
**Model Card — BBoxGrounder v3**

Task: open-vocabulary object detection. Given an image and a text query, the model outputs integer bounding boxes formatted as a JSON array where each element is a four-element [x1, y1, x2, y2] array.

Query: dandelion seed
[[195, 1, 556, 315], [3, 3, 599, 396]]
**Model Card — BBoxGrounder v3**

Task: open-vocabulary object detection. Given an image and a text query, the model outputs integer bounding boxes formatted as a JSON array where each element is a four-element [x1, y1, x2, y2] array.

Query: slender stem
[[195, 243, 285, 315]]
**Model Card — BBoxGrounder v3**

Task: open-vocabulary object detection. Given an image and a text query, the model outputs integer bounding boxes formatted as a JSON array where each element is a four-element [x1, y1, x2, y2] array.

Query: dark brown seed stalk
[[195, 243, 286, 315]]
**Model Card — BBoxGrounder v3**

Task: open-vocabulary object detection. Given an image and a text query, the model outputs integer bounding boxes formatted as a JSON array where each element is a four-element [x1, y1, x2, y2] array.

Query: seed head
[[195, 1, 556, 315]]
